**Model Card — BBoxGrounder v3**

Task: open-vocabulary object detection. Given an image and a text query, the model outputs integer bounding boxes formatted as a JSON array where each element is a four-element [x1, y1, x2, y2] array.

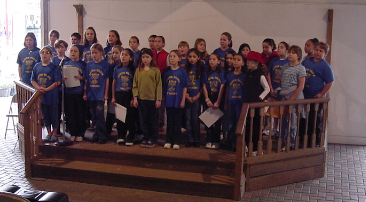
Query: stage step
[[31, 159, 235, 199]]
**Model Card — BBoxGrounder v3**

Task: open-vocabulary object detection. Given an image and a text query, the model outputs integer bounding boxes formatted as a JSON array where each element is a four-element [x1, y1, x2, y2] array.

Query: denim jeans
[[89, 100, 107, 140], [41, 104, 58, 128], [138, 99, 159, 143], [185, 99, 200, 143], [226, 100, 243, 149]]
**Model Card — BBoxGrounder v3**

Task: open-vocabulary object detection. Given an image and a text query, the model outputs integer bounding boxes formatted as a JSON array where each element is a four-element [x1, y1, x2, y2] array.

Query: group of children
[[17, 28, 334, 152]]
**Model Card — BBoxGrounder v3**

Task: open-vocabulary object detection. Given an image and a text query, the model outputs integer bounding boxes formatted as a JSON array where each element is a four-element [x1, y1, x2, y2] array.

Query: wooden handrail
[[233, 98, 330, 200], [14, 80, 36, 93], [20, 91, 42, 114]]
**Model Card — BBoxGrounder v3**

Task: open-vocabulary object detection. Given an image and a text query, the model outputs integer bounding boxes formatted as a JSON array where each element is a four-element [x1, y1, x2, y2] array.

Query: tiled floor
[[0, 96, 365, 201]]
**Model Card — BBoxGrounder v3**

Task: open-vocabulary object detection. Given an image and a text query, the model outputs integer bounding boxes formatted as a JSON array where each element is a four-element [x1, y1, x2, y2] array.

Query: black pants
[[245, 108, 261, 152], [299, 103, 323, 147], [115, 91, 136, 141], [65, 93, 85, 136], [166, 107, 183, 145]]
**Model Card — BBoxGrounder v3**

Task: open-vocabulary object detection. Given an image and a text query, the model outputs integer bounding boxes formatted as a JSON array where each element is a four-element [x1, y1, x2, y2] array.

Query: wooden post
[[326, 9, 333, 64], [73, 4, 84, 37]]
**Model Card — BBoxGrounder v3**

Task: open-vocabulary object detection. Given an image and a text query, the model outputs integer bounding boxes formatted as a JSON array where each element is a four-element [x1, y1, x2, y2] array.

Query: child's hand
[[314, 93, 323, 98], [83, 95, 87, 101], [186, 96, 193, 103], [74, 75, 83, 80], [133, 97, 138, 108], [155, 100, 161, 108], [111, 98, 116, 105], [213, 102, 219, 109], [179, 102, 185, 108], [130, 99, 134, 107], [103, 95, 108, 101], [207, 101, 213, 108], [63, 76, 68, 80]]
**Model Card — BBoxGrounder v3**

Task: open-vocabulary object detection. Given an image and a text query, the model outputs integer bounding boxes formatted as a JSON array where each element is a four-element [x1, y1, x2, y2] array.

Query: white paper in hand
[[115, 104, 127, 123], [199, 107, 224, 128], [63, 65, 80, 88]]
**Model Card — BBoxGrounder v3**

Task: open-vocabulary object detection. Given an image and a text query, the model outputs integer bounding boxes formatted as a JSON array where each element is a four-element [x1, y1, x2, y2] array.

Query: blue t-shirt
[[104, 45, 113, 65], [133, 50, 141, 68], [226, 71, 246, 101], [213, 47, 234, 66], [202, 71, 226, 94], [31, 62, 61, 105], [267, 57, 289, 90], [113, 66, 134, 92], [45, 44, 57, 57], [186, 66, 201, 97], [84, 59, 109, 101], [64, 60, 86, 94], [301, 57, 334, 99], [163, 67, 189, 108], [17, 47, 41, 86], [83, 44, 92, 63], [180, 58, 187, 69], [109, 63, 119, 79]]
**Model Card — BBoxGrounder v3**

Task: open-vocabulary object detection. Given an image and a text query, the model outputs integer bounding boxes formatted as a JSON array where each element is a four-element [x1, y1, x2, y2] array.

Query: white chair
[[5, 94, 18, 139]]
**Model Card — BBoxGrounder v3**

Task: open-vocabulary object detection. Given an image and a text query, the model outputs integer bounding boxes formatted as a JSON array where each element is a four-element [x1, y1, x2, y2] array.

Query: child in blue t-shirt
[[162, 50, 189, 150], [184, 48, 203, 148], [202, 53, 226, 150], [104, 30, 122, 65], [301, 42, 334, 147], [178, 41, 189, 68], [225, 54, 246, 152], [213, 32, 234, 67], [106, 45, 123, 137], [129, 36, 141, 68], [83, 43, 109, 144], [83, 27, 98, 63], [64, 45, 86, 142], [194, 38, 209, 69], [45, 30, 59, 56], [111, 48, 137, 146], [31, 47, 61, 142], [17, 32, 41, 86]]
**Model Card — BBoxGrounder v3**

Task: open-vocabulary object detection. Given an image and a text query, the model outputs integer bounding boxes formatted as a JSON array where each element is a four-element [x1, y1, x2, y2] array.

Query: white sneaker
[[252, 151, 257, 156], [69, 136, 76, 141], [164, 143, 171, 149], [205, 143, 212, 149], [117, 139, 125, 145], [211, 143, 219, 150], [173, 144, 180, 150], [75, 136, 83, 142], [125, 142, 133, 146]]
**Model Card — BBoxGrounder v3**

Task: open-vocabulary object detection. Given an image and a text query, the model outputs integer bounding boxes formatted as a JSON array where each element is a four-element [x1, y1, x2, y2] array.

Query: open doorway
[[0, 0, 41, 97]]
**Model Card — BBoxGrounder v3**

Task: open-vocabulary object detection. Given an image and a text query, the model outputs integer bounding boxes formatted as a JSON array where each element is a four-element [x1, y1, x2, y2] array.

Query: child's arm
[[259, 75, 270, 100], [104, 78, 109, 101], [289, 77, 305, 100], [44, 82, 59, 92], [180, 87, 187, 108], [132, 71, 139, 107], [315, 81, 333, 98], [111, 79, 116, 105], [31, 81, 46, 93], [202, 83, 213, 107], [83, 79, 88, 101], [213, 83, 225, 109], [266, 73, 275, 97], [18, 65, 22, 82], [155, 69, 162, 108], [224, 85, 229, 111]]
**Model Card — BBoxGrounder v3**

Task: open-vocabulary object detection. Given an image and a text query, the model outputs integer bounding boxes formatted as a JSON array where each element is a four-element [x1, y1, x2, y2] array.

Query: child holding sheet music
[[111, 48, 137, 146], [64, 45, 86, 142], [202, 53, 226, 150]]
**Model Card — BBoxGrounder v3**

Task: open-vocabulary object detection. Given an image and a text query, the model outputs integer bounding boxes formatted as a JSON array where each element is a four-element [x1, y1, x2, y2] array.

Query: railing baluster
[[248, 108, 255, 156], [277, 106, 284, 153], [267, 106, 273, 154], [320, 103, 328, 147], [295, 105, 302, 150]]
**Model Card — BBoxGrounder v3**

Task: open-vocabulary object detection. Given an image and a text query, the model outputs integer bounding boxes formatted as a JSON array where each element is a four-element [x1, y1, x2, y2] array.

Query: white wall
[[48, 0, 366, 145]]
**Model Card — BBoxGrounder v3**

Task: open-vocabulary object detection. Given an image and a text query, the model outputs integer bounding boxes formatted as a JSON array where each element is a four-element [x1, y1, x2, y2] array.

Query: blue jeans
[[89, 100, 107, 140], [138, 99, 159, 143], [41, 104, 58, 128], [166, 107, 183, 145], [185, 99, 200, 143], [281, 107, 298, 149], [226, 100, 243, 149]]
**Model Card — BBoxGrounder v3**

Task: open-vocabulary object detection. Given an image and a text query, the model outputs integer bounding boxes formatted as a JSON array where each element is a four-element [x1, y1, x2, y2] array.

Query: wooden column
[[73, 4, 84, 37], [326, 9, 333, 64]]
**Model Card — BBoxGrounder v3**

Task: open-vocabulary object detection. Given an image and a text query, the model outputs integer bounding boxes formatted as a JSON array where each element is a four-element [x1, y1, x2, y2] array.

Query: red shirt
[[153, 49, 169, 73], [261, 51, 279, 67]]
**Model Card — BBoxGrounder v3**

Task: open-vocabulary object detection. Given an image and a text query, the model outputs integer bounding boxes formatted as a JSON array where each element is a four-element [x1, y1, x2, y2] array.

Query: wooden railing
[[233, 98, 329, 200], [15, 80, 43, 177]]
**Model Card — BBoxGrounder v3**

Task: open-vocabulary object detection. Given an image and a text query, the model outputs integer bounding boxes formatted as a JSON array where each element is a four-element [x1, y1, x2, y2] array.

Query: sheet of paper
[[115, 103, 127, 123], [199, 107, 224, 128], [63, 65, 80, 88]]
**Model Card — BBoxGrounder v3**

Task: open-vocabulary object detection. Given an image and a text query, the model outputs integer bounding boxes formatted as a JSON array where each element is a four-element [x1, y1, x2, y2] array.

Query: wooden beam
[[326, 9, 333, 64], [73, 4, 84, 37]]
